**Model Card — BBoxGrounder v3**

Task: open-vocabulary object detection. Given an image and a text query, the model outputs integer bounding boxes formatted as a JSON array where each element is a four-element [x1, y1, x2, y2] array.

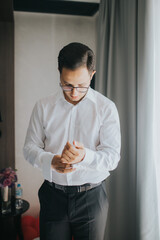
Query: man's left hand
[[61, 140, 86, 164]]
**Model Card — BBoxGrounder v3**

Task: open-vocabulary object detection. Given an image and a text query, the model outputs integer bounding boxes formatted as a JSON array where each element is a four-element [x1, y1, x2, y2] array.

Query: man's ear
[[91, 70, 96, 80], [58, 68, 62, 79]]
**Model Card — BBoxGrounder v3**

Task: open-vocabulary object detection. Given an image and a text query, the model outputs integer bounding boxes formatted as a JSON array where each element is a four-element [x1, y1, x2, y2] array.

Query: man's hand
[[51, 155, 76, 173], [61, 141, 86, 164]]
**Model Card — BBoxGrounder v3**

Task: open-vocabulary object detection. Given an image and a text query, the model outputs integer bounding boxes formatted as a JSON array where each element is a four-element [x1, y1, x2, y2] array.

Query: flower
[[0, 167, 17, 188]]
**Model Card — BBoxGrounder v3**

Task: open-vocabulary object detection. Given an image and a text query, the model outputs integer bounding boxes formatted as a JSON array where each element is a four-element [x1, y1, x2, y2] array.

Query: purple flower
[[3, 178, 12, 187], [0, 167, 18, 187]]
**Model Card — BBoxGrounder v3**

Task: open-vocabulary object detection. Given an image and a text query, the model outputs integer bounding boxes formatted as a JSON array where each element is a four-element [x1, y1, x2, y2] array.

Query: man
[[23, 42, 121, 240]]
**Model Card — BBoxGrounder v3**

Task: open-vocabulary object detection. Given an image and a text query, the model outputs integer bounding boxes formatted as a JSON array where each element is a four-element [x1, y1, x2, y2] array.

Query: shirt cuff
[[37, 152, 55, 182], [79, 147, 95, 167]]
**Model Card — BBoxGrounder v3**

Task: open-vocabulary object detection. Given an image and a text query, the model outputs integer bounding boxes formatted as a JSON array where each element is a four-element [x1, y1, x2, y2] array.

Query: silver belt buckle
[[79, 185, 90, 192]]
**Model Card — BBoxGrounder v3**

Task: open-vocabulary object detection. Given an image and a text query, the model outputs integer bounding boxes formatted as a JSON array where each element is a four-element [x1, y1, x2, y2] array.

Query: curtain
[[154, 0, 160, 233], [96, 0, 160, 239]]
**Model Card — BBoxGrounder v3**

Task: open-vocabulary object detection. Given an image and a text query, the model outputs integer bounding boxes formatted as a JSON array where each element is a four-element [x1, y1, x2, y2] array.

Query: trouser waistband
[[44, 180, 102, 193]]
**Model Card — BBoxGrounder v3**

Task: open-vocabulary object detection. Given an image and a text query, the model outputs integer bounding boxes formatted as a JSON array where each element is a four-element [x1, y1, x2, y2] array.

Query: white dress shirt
[[23, 87, 121, 185]]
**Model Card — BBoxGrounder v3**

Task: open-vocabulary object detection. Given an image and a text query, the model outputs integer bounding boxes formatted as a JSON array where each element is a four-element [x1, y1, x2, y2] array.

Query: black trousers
[[38, 180, 109, 240]]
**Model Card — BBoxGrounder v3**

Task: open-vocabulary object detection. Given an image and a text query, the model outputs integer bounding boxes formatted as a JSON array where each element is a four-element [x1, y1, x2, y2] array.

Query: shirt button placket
[[67, 106, 77, 185]]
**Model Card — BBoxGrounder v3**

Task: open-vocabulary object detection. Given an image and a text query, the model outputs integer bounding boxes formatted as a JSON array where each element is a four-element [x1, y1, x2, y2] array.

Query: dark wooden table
[[0, 199, 30, 240]]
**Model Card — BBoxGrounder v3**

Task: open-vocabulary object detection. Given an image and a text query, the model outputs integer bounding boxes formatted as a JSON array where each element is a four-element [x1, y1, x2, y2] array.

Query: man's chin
[[71, 96, 79, 101], [64, 93, 84, 104]]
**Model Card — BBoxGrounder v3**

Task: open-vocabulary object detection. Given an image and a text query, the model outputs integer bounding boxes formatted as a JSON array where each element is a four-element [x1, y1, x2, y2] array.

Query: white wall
[[14, 11, 97, 217]]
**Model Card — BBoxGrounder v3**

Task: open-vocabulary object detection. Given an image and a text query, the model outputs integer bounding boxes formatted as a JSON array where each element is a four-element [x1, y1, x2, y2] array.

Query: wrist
[[81, 151, 86, 162], [51, 155, 59, 169]]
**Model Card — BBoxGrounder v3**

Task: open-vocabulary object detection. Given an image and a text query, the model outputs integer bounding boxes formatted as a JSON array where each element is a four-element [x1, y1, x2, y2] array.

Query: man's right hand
[[51, 155, 76, 173]]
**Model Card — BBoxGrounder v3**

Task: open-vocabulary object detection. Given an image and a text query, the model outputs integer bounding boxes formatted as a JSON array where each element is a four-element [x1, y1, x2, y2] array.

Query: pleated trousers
[[38, 180, 109, 240]]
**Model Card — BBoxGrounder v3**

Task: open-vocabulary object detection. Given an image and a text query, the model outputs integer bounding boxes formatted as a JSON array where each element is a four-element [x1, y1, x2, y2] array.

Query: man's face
[[60, 66, 95, 105]]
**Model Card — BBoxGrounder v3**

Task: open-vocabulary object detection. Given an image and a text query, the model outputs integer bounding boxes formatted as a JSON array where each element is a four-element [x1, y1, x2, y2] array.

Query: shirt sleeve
[[23, 101, 54, 182], [74, 102, 121, 173]]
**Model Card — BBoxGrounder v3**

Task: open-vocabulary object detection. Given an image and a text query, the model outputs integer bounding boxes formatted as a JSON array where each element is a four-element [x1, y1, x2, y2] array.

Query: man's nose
[[72, 87, 78, 95]]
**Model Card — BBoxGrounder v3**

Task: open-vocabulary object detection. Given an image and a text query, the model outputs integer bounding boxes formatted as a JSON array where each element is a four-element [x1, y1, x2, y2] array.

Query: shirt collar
[[83, 87, 96, 103]]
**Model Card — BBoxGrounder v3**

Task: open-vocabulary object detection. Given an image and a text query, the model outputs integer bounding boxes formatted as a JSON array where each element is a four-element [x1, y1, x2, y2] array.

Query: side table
[[0, 199, 30, 240]]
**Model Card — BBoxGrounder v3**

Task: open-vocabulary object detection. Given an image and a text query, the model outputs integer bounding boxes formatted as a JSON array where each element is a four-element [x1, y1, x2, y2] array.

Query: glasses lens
[[76, 88, 88, 93], [62, 86, 72, 91], [60, 83, 89, 93]]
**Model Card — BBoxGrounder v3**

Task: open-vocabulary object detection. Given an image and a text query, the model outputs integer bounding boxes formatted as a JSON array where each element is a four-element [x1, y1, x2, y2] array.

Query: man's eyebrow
[[78, 82, 87, 86], [63, 80, 86, 86], [63, 80, 70, 84], [63, 81, 73, 86]]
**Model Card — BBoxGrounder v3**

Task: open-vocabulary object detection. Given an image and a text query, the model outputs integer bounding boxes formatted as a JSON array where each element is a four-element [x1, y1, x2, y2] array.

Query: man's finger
[[65, 141, 72, 148], [61, 158, 69, 163], [63, 150, 75, 160], [62, 157, 79, 164], [61, 157, 77, 164], [65, 143, 79, 156], [73, 140, 84, 149], [61, 153, 70, 162]]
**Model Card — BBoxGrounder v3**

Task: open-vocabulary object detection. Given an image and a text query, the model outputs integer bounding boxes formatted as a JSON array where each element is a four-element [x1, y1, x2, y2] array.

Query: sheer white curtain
[[96, 0, 160, 239], [137, 1, 160, 239], [154, 0, 160, 234]]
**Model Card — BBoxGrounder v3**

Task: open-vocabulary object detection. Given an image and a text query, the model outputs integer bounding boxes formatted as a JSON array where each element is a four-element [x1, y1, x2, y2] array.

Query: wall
[[14, 11, 97, 216], [0, 1, 14, 170]]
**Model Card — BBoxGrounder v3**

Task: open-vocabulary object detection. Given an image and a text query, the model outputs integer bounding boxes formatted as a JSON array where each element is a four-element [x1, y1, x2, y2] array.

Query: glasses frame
[[59, 83, 90, 93]]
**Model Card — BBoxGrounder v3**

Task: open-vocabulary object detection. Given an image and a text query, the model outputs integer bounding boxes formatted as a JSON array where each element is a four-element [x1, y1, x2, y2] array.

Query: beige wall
[[14, 11, 97, 217]]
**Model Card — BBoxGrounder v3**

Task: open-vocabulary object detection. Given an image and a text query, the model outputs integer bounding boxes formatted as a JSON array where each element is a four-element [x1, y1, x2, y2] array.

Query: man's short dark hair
[[58, 42, 95, 73]]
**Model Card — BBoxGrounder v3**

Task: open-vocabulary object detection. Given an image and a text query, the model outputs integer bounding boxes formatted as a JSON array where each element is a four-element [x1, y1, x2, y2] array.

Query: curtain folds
[[96, 0, 160, 239]]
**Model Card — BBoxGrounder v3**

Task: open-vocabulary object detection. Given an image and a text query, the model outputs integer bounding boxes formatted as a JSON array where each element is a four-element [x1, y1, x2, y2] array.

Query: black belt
[[45, 180, 102, 193]]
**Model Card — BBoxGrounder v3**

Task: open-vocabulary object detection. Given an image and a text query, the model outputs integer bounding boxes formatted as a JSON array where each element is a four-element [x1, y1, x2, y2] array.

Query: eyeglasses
[[60, 83, 89, 93]]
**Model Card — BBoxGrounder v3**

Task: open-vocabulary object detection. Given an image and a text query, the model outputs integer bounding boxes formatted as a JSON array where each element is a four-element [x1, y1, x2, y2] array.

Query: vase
[[1, 186, 11, 214]]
